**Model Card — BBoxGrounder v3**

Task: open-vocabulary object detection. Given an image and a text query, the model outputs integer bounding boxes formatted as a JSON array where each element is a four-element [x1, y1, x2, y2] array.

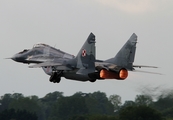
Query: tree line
[[0, 90, 173, 120]]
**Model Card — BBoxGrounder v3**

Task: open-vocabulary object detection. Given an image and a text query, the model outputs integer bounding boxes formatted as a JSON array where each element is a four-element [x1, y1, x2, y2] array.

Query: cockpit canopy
[[18, 49, 29, 54]]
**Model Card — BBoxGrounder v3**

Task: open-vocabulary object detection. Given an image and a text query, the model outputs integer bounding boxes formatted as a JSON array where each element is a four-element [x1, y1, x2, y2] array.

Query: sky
[[0, 0, 173, 101]]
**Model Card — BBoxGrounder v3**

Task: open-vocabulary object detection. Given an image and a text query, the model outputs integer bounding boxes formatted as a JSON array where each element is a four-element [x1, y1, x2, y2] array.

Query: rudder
[[76, 33, 96, 74]]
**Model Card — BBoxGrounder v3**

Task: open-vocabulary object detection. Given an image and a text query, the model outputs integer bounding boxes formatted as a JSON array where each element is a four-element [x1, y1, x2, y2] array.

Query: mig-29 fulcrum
[[10, 33, 158, 83]]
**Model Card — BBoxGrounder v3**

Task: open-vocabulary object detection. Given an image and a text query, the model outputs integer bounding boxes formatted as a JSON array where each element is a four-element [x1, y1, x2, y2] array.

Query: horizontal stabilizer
[[133, 70, 162, 75], [133, 65, 158, 68]]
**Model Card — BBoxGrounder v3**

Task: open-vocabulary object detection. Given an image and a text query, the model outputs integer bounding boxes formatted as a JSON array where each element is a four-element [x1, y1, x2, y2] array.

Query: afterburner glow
[[100, 69, 115, 79], [119, 69, 128, 79], [100, 69, 128, 80]]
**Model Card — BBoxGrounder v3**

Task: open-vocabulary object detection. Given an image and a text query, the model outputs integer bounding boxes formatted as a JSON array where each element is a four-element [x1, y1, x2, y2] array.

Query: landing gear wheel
[[49, 72, 61, 83], [49, 72, 57, 82], [89, 79, 96, 82], [53, 77, 61, 83]]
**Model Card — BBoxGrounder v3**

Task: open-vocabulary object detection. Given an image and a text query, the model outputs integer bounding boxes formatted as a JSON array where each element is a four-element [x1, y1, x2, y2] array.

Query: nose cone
[[11, 56, 16, 61], [11, 54, 20, 62], [11, 54, 26, 63], [10, 49, 31, 63]]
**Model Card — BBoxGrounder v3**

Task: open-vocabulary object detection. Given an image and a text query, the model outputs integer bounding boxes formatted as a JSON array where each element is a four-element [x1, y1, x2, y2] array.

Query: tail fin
[[76, 33, 96, 74], [105, 33, 137, 70]]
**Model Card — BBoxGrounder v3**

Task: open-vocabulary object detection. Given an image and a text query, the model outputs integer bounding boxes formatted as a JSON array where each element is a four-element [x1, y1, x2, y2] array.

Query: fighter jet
[[11, 33, 158, 83]]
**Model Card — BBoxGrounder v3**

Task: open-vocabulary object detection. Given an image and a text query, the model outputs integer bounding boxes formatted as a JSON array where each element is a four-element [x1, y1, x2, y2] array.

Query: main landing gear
[[89, 79, 96, 82], [49, 71, 62, 83]]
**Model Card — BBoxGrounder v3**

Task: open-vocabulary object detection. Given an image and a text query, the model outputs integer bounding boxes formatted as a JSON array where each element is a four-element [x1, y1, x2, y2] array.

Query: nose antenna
[[5, 57, 16, 61]]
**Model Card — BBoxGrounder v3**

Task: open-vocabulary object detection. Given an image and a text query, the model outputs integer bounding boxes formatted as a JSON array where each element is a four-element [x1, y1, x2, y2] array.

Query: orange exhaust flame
[[100, 69, 128, 80], [100, 69, 115, 79], [119, 69, 128, 79]]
